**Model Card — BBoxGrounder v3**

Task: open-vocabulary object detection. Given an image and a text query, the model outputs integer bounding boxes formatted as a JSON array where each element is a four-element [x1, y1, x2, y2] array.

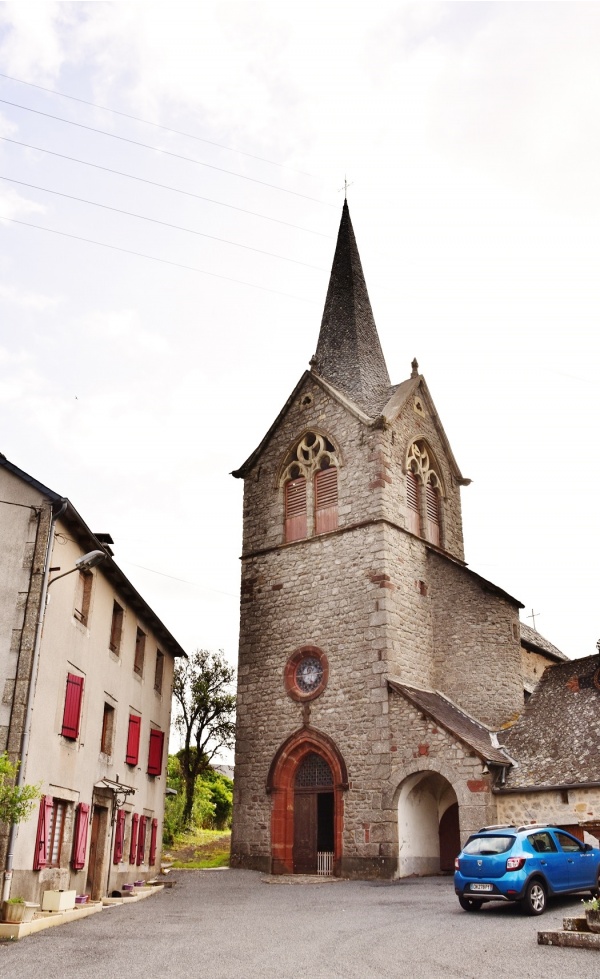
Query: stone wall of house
[[427, 551, 523, 729], [521, 646, 553, 693], [496, 788, 600, 842]]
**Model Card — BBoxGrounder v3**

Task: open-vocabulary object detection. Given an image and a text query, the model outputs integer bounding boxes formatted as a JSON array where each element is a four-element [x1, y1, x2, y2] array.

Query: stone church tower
[[231, 201, 525, 878]]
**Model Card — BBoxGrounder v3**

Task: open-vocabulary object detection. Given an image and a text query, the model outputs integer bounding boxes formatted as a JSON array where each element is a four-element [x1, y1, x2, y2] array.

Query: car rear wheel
[[520, 879, 546, 916], [459, 895, 483, 912]]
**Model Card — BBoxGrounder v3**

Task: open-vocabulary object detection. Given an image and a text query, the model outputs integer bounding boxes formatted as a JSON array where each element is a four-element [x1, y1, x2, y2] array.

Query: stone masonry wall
[[496, 788, 600, 843], [387, 692, 497, 846], [380, 385, 466, 562], [427, 551, 523, 729], [521, 647, 553, 693]]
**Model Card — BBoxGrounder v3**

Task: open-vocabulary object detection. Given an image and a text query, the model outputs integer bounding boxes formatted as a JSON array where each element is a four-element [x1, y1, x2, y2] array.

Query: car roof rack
[[477, 824, 517, 832], [516, 823, 558, 833]]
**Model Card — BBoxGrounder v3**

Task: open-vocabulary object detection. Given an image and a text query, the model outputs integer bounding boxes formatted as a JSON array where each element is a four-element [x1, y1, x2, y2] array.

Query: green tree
[[172, 649, 235, 827], [0, 754, 40, 826]]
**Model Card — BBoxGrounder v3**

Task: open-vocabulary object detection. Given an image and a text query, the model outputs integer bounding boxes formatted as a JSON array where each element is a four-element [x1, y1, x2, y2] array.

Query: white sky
[[1, 2, 599, 695]]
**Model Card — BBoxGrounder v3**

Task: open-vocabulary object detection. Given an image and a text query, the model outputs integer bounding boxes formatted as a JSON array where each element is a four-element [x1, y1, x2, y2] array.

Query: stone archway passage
[[397, 771, 458, 877], [267, 728, 348, 875]]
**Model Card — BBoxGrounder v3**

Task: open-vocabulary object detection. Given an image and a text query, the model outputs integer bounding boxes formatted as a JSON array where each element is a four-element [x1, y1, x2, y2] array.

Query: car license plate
[[470, 883, 493, 892]]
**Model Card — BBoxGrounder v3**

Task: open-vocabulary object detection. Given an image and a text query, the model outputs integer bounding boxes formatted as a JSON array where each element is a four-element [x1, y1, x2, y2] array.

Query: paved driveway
[[0, 870, 597, 979]]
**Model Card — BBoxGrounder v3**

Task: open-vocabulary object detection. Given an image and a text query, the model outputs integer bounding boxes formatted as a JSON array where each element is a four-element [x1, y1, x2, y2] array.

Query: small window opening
[[101, 702, 115, 755], [74, 570, 93, 625], [134, 628, 146, 676], [109, 601, 124, 654], [154, 650, 164, 694]]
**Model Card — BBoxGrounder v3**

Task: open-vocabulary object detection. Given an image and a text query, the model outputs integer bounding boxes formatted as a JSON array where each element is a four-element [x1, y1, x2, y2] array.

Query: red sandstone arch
[[267, 727, 348, 875]]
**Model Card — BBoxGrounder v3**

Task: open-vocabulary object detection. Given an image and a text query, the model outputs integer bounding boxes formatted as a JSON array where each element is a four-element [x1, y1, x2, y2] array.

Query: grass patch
[[165, 828, 231, 869]]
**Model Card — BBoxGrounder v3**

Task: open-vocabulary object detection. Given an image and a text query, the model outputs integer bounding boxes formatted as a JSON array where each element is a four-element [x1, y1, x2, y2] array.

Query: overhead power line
[[1, 215, 322, 303], [0, 176, 327, 272], [0, 70, 314, 178], [0, 137, 332, 238], [0, 98, 336, 208]]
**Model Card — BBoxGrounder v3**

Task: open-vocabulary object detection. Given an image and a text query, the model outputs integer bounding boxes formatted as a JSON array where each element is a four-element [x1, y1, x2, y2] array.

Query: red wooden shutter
[[147, 729, 165, 776], [285, 477, 307, 542], [126, 714, 141, 765], [406, 472, 421, 535], [149, 818, 158, 866], [129, 813, 139, 864], [33, 795, 54, 870], [61, 673, 84, 739], [314, 467, 338, 534], [136, 816, 147, 866], [426, 482, 440, 546], [71, 802, 90, 870], [113, 809, 126, 864]]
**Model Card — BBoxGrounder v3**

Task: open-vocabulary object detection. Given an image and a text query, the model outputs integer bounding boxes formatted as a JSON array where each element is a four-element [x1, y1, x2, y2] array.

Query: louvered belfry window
[[426, 482, 440, 546], [285, 476, 307, 542], [315, 466, 338, 535], [406, 471, 421, 535]]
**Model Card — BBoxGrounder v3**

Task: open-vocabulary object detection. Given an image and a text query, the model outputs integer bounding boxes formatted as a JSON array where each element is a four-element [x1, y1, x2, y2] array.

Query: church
[[230, 201, 599, 878]]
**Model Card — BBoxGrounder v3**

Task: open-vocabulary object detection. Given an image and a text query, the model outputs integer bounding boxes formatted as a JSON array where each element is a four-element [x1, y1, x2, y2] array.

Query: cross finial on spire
[[338, 174, 354, 200]]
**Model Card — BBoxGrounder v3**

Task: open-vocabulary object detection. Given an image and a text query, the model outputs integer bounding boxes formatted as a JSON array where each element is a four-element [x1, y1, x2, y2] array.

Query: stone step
[[538, 930, 600, 951]]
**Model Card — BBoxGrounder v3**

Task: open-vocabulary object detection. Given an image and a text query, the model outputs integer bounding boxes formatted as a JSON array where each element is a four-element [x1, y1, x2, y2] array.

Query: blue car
[[454, 824, 600, 915]]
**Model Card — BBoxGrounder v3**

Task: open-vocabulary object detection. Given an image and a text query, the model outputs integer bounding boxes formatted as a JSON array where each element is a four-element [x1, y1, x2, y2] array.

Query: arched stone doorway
[[267, 728, 348, 875], [397, 771, 460, 877]]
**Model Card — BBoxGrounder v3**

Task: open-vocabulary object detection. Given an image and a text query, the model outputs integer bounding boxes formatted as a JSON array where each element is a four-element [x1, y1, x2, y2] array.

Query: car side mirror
[[584, 843, 593, 852]]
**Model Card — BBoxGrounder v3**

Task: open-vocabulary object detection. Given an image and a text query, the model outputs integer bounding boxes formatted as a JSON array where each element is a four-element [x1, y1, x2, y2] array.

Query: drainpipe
[[2, 498, 67, 903]]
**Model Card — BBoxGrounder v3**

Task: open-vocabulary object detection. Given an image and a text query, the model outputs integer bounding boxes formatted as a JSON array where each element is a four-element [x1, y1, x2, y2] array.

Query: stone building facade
[[230, 202, 580, 879]]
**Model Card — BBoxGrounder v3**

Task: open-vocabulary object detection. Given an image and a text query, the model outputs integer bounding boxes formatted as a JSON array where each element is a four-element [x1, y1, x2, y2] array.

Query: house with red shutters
[[0, 454, 185, 904]]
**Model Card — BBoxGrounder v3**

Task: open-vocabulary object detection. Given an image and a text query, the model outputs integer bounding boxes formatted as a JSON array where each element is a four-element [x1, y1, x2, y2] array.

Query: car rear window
[[463, 835, 515, 855]]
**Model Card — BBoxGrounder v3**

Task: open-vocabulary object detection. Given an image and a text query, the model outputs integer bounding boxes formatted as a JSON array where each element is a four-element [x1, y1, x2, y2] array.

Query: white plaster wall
[[397, 772, 457, 876], [11, 521, 175, 898]]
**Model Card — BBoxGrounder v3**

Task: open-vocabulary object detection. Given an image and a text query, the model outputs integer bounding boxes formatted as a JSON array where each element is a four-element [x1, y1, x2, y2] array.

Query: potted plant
[[582, 896, 600, 933], [2, 897, 26, 924]]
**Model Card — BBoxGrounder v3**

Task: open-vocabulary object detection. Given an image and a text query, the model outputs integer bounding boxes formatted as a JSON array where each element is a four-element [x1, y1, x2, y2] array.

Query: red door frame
[[266, 727, 348, 875]]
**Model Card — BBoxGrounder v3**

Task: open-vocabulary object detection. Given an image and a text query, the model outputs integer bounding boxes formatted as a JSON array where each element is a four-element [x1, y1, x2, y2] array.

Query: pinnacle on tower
[[312, 201, 391, 414]]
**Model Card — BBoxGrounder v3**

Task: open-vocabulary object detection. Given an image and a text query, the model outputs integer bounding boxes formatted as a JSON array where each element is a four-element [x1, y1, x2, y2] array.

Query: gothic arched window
[[406, 440, 444, 547], [282, 433, 339, 542]]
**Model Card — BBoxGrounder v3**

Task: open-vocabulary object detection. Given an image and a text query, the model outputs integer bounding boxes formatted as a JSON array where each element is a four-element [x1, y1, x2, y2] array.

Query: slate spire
[[313, 200, 391, 414]]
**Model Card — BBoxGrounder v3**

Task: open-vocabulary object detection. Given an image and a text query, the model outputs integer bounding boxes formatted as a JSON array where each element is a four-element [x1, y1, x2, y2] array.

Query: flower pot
[[586, 909, 600, 934], [1, 901, 26, 924]]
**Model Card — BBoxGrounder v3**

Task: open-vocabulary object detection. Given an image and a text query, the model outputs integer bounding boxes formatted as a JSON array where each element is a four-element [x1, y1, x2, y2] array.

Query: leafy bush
[[163, 756, 233, 843]]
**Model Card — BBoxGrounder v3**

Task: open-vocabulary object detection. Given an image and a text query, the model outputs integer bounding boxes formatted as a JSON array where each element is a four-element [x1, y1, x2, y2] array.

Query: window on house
[[74, 570, 93, 625], [100, 702, 115, 755], [134, 628, 146, 676], [406, 440, 444, 547], [282, 432, 339, 543], [147, 728, 165, 777], [47, 799, 68, 868], [109, 601, 124, 654], [154, 650, 164, 693], [61, 672, 85, 740], [126, 713, 141, 766]]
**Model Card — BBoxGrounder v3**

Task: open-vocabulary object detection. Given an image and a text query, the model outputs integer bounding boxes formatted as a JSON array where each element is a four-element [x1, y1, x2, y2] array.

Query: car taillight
[[506, 856, 526, 871], [454, 857, 460, 870]]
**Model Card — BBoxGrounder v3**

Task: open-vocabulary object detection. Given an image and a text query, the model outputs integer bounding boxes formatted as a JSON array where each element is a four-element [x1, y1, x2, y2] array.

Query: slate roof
[[313, 200, 392, 415], [498, 654, 600, 789], [519, 621, 568, 663], [388, 678, 511, 765]]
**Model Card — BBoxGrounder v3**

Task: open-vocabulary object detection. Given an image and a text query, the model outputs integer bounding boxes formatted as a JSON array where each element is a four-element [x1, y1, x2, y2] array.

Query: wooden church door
[[293, 753, 334, 874]]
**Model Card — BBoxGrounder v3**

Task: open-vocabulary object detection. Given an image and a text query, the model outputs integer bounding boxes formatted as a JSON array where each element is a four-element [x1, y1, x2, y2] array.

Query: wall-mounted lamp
[[49, 549, 107, 587]]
